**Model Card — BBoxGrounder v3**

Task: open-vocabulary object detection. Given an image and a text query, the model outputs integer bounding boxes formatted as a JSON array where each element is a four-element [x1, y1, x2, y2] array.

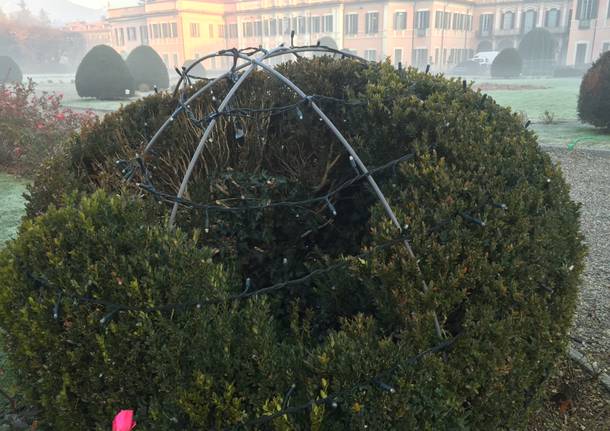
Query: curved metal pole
[[145, 47, 367, 155], [243, 55, 444, 339], [168, 58, 259, 226]]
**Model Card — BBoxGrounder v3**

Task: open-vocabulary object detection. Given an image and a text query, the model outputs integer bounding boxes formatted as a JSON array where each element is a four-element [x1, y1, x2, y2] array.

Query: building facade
[[103, 0, 606, 72], [63, 21, 112, 52], [566, 0, 610, 65]]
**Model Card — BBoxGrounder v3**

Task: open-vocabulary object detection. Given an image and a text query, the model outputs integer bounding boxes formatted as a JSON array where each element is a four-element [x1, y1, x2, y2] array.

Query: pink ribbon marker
[[112, 410, 136, 431]]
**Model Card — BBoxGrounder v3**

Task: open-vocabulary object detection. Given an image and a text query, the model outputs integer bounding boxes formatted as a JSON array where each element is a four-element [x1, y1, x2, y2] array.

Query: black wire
[[221, 334, 460, 431], [134, 152, 415, 213]]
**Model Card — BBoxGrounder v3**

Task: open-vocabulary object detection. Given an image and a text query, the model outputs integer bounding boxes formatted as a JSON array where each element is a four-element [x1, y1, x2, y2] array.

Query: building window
[[323, 15, 333, 32], [209, 24, 214, 38], [522, 10, 537, 33], [545, 9, 561, 27], [226, 23, 238, 38], [152, 23, 160, 39], [119, 28, 125, 46], [218, 25, 225, 38], [501, 11, 515, 30], [283, 17, 291, 35], [365, 12, 379, 34], [576, 0, 599, 20], [190, 23, 200, 38], [254, 21, 262, 36], [345, 13, 358, 35], [394, 48, 403, 67], [171, 23, 177, 38], [139, 25, 148, 44], [364, 49, 377, 61], [243, 21, 254, 37], [311, 16, 321, 33], [162, 23, 170, 38], [126, 27, 136, 41], [270, 19, 277, 36], [479, 14, 494, 35], [415, 11, 430, 30], [394, 12, 407, 30], [412, 48, 428, 67], [575, 43, 587, 65], [297, 16, 307, 34]]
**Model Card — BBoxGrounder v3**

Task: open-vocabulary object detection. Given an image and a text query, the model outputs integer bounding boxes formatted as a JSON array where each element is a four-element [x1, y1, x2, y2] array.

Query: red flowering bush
[[0, 79, 96, 173]]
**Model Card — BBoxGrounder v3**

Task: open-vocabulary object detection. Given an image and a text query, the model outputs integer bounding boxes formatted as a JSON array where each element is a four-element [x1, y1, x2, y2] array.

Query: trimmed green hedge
[[126, 45, 169, 91], [75, 45, 135, 100], [0, 56, 22, 83], [578, 51, 610, 128], [491, 48, 523, 78], [4, 58, 586, 430]]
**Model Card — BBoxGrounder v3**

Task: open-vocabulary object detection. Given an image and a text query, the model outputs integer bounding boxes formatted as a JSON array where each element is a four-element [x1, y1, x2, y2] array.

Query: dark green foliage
[[491, 48, 523, 78], [578, 51, 610, 128], [9, 58, 586, 430], [518, 29, 557, 75], [0, 56, 22, 83], [126, 45, 169, 91], [75, 45, 135, 100]]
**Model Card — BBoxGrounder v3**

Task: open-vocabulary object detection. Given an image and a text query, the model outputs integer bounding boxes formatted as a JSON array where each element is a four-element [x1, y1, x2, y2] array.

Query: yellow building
[[106, 0, 578, 72]]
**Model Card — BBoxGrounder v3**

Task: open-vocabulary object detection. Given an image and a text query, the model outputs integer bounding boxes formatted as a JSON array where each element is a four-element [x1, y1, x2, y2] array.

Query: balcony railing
[[416, 28, 428, 37]]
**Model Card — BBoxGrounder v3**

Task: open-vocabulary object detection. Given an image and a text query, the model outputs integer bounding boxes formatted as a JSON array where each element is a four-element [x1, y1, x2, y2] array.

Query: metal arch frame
[[155, 45, 443, 339], [144, 46, 367, 154]]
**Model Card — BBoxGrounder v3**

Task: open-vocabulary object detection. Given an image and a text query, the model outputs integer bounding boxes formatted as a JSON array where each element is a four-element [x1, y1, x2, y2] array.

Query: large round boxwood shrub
[[75, 45, 135, 100], [8, 58, 585, 430], [578, 51, 610, 128], [491, 48, 522, 78], [126, 45, 169, 91], [0, 55, 22, 83]]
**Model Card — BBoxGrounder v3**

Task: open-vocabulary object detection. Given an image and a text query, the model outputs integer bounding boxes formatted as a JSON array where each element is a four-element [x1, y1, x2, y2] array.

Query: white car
[[471, 51, 499, 66]]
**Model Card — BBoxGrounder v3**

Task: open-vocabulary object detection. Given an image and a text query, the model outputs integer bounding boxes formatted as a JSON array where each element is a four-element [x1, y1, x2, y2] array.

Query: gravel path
[[544, 146, 610, 374]]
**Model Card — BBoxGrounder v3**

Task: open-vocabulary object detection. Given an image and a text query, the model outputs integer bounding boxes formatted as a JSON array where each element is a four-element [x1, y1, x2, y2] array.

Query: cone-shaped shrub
[[126, 45, 169, 91], [578, 51, 610, 128], [75, 45, 135, 100], [491, 48, 523, 78], [0, 56, 22, 83], [183, 59, 205, 77], [519, 28, 557, 75], [10, 58, 585, 430]]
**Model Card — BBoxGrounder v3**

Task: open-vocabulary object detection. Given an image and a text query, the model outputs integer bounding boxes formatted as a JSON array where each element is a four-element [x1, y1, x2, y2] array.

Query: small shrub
[[126, 45, 169, 92], [75, 45, 135, 100], [491, 48, 522, 78], [0, 79, 95, 173], [540, 110, 556, 124], [15, 58, 585, 429], [578, 51, 610, 128], [0, 56, 22, 83], [519, 29, 557, 75]]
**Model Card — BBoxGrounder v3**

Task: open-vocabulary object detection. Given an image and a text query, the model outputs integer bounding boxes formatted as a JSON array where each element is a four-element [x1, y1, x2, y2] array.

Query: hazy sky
[[71, 0, 138, 8]]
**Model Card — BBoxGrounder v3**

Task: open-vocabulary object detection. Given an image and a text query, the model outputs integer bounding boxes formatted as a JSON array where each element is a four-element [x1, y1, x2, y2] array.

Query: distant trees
[[491, 48, 522, 78], [126, 46, 169, 91], [0, 7, 86, 73], [578, 51, 610, 129], [75, 45, 135, 100]]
